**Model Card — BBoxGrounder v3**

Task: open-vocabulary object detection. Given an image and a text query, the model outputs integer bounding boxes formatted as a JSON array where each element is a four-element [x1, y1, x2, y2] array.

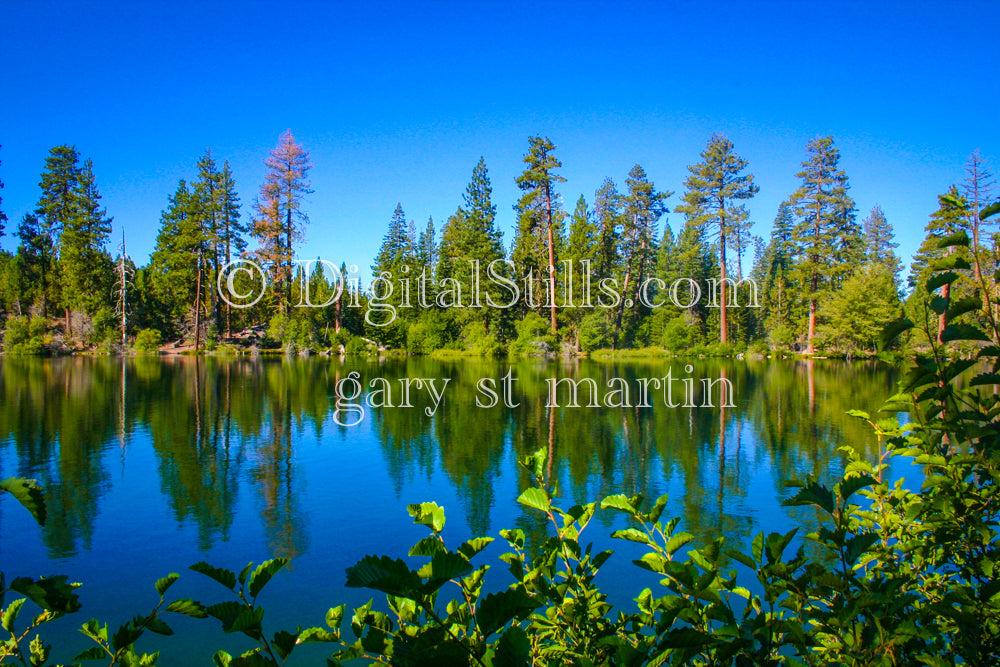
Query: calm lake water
[[0, 356, 907, 663]]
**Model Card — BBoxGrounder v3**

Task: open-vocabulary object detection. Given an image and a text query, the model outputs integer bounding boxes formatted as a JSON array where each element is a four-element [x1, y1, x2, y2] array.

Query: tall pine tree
[[674, 134, 757, 344]]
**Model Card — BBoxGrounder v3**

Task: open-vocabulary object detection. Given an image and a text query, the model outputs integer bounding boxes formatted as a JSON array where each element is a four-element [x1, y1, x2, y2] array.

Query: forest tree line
[[0, 133, 995, 357]]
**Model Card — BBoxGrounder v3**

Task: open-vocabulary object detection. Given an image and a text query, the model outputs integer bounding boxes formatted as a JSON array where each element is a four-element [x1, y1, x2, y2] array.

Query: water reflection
[[0, 356, 900, 563]]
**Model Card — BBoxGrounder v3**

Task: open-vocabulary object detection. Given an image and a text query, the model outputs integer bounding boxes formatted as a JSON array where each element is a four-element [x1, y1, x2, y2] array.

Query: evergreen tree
[[370, 203, 415, 345], [563, 195, 599, 347], [760, 202, 798, 336], [593, 177, 623, 285], [862, 204, 902, 289], [788, 136, 857, 354], [416, 217, 436, 271], [512, 136, 565, 334], [615, 164, 669, 347], [437, 158, 506, 340], [675, 134, 757, 344], [217, 160, 245, 337], [252, 130, 312, 313], [15, 213, 56, 316]]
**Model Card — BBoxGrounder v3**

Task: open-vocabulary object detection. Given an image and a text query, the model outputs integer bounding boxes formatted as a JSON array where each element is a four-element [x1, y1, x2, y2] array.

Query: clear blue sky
[[1, 1, 997, 282]]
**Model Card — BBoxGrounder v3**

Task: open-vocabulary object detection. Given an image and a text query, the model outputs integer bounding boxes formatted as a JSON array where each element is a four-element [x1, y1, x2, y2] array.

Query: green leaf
[[154, 573, 179, 597], [877, 318, 913, 353], [420, 551, 473, 589], [935, 230, 969, 248], [494, 625, 530, 667], [165, 599, 208, 618], [407, 501, 446, 533], [610, 528, 654, 546], [408, 535, 447, 557], [345, 555, 422, 597], [298, 626, 337, 643], [941, 323, 989, 342], [457, 536, 494, 559], [947, 296, 982, 320], [664, 532, 694, 555], [237, 563, 253, 586], [931, 254, 971, 271], [10, 575, 81, 613], [0, 477, 46, 526], [207, 601, 264, 638], [248, 558, 289, 599], [189, 562, 237, 592], [476, 587, 536, 638], [213, 651, 232, 667], [782, 482, 835, 515], [2, 599, 25, 633], [325, 605, 345, 630], [271, 629, 298, 661], [980, 202, 1000, 220], [844, 533, 880, 566], [516, 487, 550, 513], [73, 646, 108, 661], [926, 271, 959, 293], [599, 494, 637, 514], [837, 474, 877, 500], [144, 616, 174, 636]]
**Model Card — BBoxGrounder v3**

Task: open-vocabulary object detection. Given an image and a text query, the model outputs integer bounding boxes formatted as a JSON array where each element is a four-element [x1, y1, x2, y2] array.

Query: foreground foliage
[[1, 226, 998, 664]]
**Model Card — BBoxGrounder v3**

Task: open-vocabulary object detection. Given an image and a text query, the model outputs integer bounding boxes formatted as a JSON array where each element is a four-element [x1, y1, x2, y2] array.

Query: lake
[[0, 356, 906, 663]]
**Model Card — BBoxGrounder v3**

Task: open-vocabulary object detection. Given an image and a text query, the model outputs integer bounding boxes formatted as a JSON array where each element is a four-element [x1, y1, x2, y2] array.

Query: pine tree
[[615, 164, 669, 347], [252, 130, 312, 312], [592, 178, 623, 286], [512, 136, 565, 334], [371, 203, 415, 345], [15, 213, 55, 316], [416, 217, 436, 271], [761, 202, 797, 333], [788, 136, 857, 354], [674, 134, 757, 344], [962, 150, 996, 284], [563, 195, 599, 347], [862, 204, 902, 289], [217, 160, 245, 337]]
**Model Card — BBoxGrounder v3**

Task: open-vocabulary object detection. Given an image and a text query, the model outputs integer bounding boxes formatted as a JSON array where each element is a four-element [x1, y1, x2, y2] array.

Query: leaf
[[837, 474, 877, 500], [610, 528, 654, 546], [457, 537, 494, 560], [344, 555, 422, 597], [494, 625, 530, 667], [248, 558, 289, 599], [782, 482, 835, 515], [926, 271, 959, 293], [516, 487, 550, 513], [165, 598, 208, 618], [969, 373, 1000, 387], [935, 230, 969, 248], [408, 536, 447, 557], [2, 599, 25, 632], [407, 501, 446, 533], [980, 201, 1000, 220], [144, 616, 174, 636], [931, 254, 971, 271], [664, 532, 694, 555], [877, 318, 913, 353], [846, 409, 870, 420], [844, 533, 880, 566], [213, 651, 232, 667], [207, 601, 264, 638], [154, 573, 179, 597], [298, 626, 337, 643], [0, 477, 46, 526], [419, 551, 473, 590], [10, 575, 81, 613], [947, 296, 982, 321], [271, 629, 298, 661], [476, 587, 536, 638], [941, 324, 989, 343], [599, 494, 637, 514], [73, 646, 108, 661], [189, 562, 237, 592]]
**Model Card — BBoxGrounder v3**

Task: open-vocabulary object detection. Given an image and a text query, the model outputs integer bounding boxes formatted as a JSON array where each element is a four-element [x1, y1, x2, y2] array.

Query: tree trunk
[[194, 251, 203, 352], [545, 185, 557, 336]]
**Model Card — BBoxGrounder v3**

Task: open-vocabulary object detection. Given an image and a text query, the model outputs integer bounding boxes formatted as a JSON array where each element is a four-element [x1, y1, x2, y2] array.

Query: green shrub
[[2, 316, 47, 355], [134, 328, 163, 354], [509, 312, 555, 357]]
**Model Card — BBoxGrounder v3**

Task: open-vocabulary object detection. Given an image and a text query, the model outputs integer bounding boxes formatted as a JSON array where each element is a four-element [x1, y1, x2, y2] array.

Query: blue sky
[[1, 1, 997, 282]]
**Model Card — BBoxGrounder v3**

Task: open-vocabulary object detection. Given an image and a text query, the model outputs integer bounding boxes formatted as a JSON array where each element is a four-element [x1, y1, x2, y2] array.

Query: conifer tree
[[216, 160, 245, 337], [252, 130, 312, 313], [512, 136, 565, 334], [416, 217, 436, 271], [788, 136, 857, 354], [615, 164, 669, 347], [371, 204, 415, 345], [862, 204, 902, 288], [593, 178, 623, 285], [675, 134, 757, 344], [563, 195, 599, 346], [15, 213, 55, 316]]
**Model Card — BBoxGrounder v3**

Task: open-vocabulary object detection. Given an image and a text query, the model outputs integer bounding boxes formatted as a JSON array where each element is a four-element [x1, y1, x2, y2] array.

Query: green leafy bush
[[134, 328, 163, 354], [2, 316, 47, 355]]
